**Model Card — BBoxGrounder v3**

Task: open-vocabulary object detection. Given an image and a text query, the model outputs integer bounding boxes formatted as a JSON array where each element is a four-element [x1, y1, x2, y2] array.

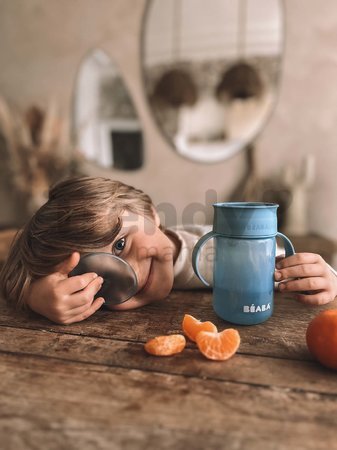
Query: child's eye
[[113, 237, 126, 255]]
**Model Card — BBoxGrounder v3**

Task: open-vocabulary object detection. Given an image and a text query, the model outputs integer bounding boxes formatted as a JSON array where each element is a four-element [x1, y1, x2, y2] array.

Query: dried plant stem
[[0, 97, 83, 219]]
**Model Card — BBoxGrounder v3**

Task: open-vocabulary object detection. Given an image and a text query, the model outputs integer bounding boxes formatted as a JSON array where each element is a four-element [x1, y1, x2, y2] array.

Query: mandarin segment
[[144, 334, 186, 356], [306, 310, 337, 370], [182, 314, 218, 342], [196, 328, 240, 361]]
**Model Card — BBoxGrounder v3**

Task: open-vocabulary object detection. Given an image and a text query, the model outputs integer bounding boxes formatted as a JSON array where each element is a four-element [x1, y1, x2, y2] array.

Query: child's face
[[95, 210, 176, 309]]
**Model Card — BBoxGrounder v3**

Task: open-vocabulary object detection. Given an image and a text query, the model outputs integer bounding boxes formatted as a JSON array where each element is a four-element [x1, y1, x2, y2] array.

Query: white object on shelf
[[282, 154, 315, 236]]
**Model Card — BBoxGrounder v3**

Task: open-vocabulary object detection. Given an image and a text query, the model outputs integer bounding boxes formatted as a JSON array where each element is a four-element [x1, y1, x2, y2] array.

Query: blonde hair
[[0, 176, 155, 310]]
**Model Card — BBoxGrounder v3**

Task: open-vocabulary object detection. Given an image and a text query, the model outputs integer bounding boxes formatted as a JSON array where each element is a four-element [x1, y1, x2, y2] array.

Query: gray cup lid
[[70, 253, 138, 305]]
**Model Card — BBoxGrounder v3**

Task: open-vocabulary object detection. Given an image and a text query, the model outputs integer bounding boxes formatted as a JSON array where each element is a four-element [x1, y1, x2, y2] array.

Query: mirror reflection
[[73, 49, 143, 170], [142, 0, 284, 163]]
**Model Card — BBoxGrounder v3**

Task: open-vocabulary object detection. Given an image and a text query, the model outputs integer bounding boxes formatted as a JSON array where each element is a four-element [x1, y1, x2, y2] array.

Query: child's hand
[[25, 252, 105, 324], [274, 253, 337, 305]]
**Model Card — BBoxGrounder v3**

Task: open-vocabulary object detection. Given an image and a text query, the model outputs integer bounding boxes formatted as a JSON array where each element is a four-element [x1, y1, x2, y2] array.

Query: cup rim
[[213, 202, 279, 209]]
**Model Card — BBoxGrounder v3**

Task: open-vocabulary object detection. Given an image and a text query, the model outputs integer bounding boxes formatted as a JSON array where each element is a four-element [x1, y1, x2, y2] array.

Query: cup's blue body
[[192, 202, 295, 325]]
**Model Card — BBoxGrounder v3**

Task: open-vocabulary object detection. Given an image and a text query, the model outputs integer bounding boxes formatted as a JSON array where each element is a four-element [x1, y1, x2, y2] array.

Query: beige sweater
[[166, 225, 213, 289]]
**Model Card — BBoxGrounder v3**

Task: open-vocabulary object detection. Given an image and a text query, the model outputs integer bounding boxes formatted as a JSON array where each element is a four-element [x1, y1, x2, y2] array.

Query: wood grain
[[0, 291, 335, 360], [0, 325, 336, 395], [0, 353, 337, 450], [1, 290, 337, 449]]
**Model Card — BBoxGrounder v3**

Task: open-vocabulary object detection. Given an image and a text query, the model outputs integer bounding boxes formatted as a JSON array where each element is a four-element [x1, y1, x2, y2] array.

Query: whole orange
[[306, 309, 337, 370]]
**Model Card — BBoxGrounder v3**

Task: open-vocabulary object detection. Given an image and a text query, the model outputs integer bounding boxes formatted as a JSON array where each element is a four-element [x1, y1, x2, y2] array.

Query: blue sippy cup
[[192, 202, 295, 325]]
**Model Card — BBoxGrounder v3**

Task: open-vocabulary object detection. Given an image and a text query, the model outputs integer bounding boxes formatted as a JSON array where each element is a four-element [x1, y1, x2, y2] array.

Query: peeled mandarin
[[182, 314, 218, 342], [196, 328, 240, 361], [144, 334, 186, 356]]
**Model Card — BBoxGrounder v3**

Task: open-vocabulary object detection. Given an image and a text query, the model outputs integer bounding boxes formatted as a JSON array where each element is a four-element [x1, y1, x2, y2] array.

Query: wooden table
[[1, 290, 337, 450]]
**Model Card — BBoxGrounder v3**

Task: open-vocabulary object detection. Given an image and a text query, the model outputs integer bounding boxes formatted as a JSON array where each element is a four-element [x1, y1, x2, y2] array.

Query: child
[[1, 176, 336, 325]]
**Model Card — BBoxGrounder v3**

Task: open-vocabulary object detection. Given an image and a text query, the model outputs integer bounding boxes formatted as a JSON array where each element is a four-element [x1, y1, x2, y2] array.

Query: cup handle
[[192, 231, 218, 287], [276, 232, 295, 257]]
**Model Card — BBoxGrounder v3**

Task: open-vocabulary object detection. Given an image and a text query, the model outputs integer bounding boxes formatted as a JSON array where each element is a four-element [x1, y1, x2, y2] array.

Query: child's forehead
[[120, 210, 154, 233], [120, 209, 141, 222]]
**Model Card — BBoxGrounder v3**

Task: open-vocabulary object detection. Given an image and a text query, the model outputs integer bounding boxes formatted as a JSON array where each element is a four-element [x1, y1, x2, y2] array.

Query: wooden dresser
[[0, 229, 17, 266]]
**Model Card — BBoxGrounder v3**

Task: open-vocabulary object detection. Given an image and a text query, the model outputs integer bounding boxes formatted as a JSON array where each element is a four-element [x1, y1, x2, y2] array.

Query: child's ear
[[151, 207, 161, 227]]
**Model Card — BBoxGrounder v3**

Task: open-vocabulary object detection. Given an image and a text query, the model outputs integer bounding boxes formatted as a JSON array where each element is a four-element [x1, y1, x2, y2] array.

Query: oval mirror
[[142, 0, 284, 163], [73, 49, 143, 170]]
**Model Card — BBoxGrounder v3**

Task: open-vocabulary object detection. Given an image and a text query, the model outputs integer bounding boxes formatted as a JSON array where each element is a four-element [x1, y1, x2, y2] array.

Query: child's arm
[[25, 252, 105, 324], [274, 253, 337, 305]]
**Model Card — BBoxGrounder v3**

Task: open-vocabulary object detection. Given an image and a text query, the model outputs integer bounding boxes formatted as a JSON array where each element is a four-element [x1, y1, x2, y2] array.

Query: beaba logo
[[246, 223, 271, 231], [243, 303, 271, 313]]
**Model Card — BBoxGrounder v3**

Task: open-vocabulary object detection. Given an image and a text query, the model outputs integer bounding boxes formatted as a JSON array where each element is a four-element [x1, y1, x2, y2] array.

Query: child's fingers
[[66, 276, 104, 308], [55, 252, 81, 276], [275, 263, 327, 281], [61, 273, 101, 295], [279, 276, 329, 293], [67, 296, 105, 316], [62, 297, 105, 324], [276, 253, 322, 269]]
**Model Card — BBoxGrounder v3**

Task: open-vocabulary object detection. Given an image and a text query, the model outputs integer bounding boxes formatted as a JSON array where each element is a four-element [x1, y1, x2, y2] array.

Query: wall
[[0, 0, 336, 240], [257, 1, 337, 241], [145, 0, 282, 64]]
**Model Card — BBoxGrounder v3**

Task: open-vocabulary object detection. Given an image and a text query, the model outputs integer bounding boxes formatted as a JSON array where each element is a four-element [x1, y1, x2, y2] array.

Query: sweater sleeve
[[165, 225, 214, 289]]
